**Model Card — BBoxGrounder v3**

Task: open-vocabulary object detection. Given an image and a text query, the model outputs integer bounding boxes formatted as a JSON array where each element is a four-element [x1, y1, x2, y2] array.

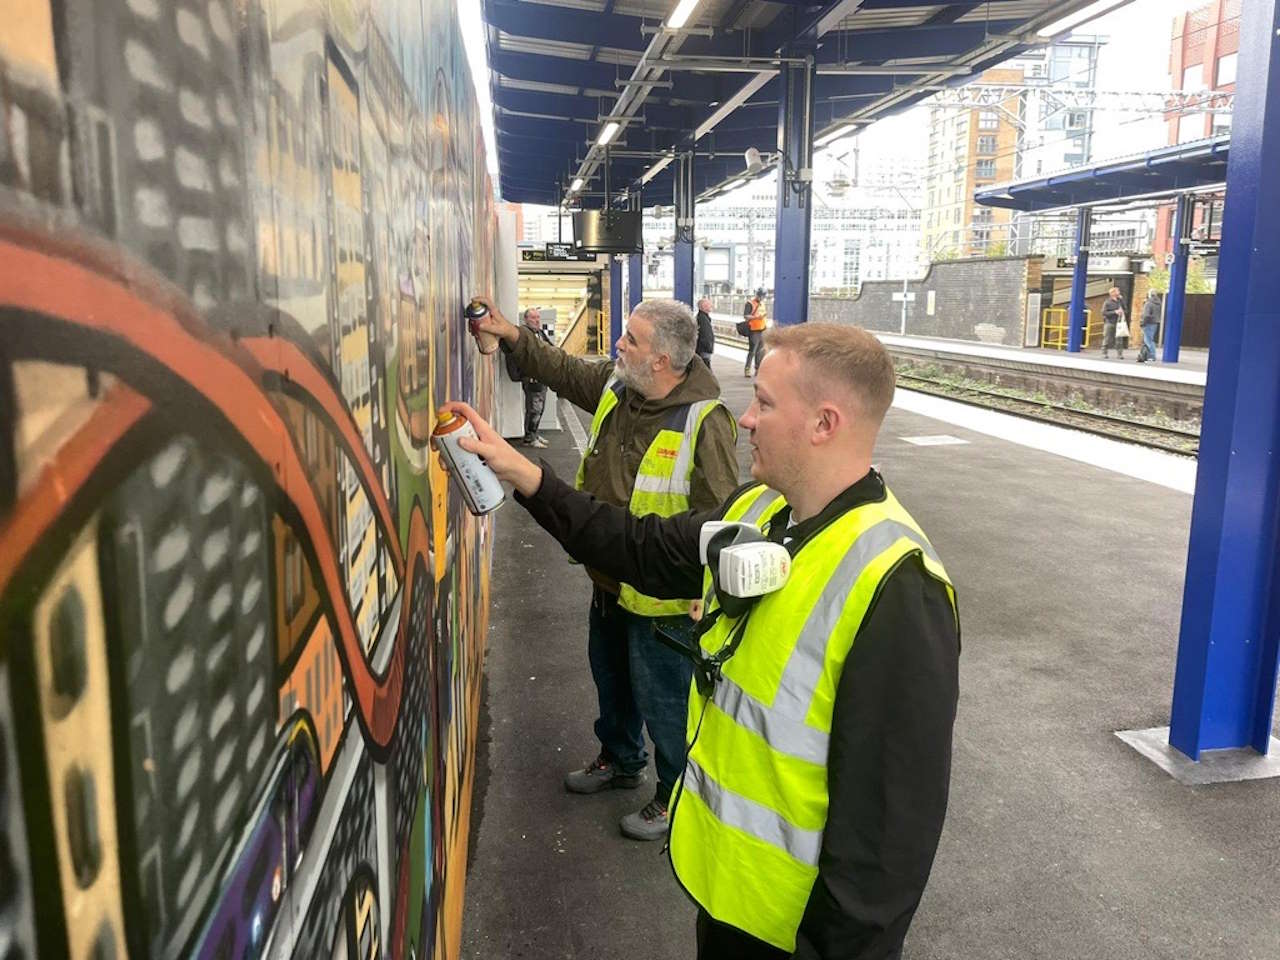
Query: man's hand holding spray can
[[433, 296, 538, 514]]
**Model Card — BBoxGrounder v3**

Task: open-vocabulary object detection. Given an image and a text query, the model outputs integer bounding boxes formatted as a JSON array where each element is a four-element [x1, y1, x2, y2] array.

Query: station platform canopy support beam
[[774, 50, 816, 328], [1163, 194, 1192, 364], [628, 188, 643, 314], [1168, 0, 1280, 763], [674, 151, 695, 308], [610, 256, 623, 359], [1066, 209, 1091, 353]]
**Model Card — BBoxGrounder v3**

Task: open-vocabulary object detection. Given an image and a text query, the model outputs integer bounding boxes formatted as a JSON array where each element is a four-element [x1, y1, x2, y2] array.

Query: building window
[[1177, 114, 1204, 144], [975, 159, 996, 179], [1216, 53, 1237, 87], [1181, 64, 1204, 91], [1065, 111, 1087, 130], [1212, 112, 1232, 137], [978, 111, 999, 131], [977, 135, 996, 155]]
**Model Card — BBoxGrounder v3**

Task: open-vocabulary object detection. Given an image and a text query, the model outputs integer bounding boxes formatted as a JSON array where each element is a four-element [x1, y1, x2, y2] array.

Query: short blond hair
[[763, 323, 896, 423]]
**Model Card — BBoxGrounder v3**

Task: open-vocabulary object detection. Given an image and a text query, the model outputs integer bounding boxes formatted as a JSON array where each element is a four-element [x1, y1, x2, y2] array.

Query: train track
[[714, 328, 1199, 456], [894, 373, 1199, 456]]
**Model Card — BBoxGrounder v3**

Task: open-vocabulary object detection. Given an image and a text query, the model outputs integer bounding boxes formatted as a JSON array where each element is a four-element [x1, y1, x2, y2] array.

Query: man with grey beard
[[467, 295, 739, 840]]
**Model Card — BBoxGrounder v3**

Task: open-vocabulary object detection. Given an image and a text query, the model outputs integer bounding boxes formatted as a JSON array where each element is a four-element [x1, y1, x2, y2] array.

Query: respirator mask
[[655, 520, 792, 694]]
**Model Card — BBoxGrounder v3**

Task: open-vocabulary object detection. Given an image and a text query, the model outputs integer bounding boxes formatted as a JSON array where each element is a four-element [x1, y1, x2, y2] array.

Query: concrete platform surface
[[461, 350, 1280, 960]]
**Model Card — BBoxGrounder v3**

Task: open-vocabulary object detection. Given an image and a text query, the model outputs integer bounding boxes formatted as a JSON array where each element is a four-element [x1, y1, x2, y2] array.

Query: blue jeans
[[1142, 323, 1158, 358], [587, 587, 694, 803]]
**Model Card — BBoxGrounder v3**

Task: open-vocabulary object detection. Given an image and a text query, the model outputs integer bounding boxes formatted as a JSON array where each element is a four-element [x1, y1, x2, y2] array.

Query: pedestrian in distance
[[742, 287, 768, 378], [1101, 286, 1126, 360], [504, 307, 554, 447], [445, 320, 961, 960], [1138, 290, 1161, 363], [695, 297, 716, 371], [467, 294, 740, 842]]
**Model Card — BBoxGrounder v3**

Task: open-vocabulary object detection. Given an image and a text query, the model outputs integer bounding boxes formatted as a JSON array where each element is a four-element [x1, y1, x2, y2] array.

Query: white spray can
[[431, 409, 506, 516]]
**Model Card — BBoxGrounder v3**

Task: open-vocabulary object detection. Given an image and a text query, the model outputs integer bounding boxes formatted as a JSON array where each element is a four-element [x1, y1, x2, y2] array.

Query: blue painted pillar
[[609, 256, 623, 359], [628, 253, 643, 313], [673, 151, 695, 307], [1162, 194, 1192, 364], [1169, 0, 1280, 759], [1066, 207, 1092, 353], [773, 50, 816, 327]]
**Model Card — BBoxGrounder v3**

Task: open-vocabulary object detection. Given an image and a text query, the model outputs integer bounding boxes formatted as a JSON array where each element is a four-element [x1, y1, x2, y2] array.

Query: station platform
[[876, 333, 1208, 387], [461, 348, 1279, 960]]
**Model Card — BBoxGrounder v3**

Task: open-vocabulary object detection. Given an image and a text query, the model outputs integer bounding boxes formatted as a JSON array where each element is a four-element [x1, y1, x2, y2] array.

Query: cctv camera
[[744, 147, 764, 175]]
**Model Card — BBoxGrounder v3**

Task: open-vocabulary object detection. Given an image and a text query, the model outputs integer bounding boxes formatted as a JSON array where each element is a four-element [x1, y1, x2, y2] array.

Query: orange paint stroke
[[0, 236, 409, 749], [0, 384, 151, 602]]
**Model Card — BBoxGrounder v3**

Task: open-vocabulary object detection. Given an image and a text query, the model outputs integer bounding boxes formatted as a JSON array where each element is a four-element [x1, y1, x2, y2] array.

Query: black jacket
[[516, 465, 960, 959], [1101, 296, 1125, 325], [695, 309, 715, 358]]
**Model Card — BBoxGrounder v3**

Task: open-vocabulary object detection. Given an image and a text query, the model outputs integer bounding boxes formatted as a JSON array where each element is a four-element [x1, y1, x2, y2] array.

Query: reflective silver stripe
[[772, 519, 939, 719], [585, 375, 624, 452], [712, 676, 829, 765], [633, 474, 691, 495], [739, 487, 783, 525], [701, 488, 785, 609], [683, 758, 822, 867], [669, 398, 718, 483]]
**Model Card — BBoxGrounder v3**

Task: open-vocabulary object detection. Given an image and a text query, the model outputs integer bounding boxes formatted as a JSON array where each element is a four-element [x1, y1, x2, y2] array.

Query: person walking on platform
[[1139, 290, 1161, 363], [1101, 286, 1126, 359], [445, 321, 960, 960], [505, 307, 554, 447], [743, 287, 768, 377], [695, 297, 716, 369], [467, 294, 740, 842]]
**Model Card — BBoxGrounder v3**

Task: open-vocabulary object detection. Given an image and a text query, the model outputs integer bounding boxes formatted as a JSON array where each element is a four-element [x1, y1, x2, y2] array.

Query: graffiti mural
[[0, 1, 498, 958]]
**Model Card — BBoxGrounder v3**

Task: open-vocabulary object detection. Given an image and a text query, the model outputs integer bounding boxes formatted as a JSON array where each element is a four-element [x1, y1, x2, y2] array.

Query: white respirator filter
[[717, 541, 792, 598], [699, 520, 763, 565]]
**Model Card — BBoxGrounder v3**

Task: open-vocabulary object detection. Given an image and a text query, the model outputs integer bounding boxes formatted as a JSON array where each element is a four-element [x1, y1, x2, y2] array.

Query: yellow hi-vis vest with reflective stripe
[[669, 482, 957, 951], [575, 375, 734, 616]]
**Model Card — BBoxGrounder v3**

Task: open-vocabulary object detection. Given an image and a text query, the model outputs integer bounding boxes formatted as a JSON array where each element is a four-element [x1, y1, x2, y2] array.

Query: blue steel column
[[1162, 194, 1192, 364], [628, 254, 643, 312], [673, 151, 695, 307], [609, 257, 623, 358], [628, 187, 643, 312], [1169, 0, 1280, 759], [773, 50, 816, 327], [1066, 208, 1092, 353]]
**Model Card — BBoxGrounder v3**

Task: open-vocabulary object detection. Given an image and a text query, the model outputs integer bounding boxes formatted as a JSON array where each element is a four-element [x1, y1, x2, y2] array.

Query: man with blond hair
[[448, 322, 961, 959]]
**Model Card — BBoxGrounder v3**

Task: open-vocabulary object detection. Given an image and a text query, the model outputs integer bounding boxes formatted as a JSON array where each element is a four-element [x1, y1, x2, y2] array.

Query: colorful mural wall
[[0, 1, 499, 958]]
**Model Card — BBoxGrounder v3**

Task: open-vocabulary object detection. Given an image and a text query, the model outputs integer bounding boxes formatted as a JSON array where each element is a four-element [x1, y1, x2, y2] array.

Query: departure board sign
[[545, 242, 597, 262]]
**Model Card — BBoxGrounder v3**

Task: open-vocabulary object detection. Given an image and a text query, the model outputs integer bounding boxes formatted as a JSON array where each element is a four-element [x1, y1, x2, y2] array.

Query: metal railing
[[1041, 307, 1096, 349]]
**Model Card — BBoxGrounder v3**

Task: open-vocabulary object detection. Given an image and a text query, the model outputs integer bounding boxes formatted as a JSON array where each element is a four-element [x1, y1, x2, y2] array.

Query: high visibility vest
[[669, 483, 957, 951], [748, 298, 767, 332], [575, 376, 735, 616]]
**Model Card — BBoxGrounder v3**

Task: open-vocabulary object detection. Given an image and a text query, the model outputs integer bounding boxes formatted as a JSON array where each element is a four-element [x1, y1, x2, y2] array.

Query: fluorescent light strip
[[667, 0, 702, 30], [570, 177, 584, 192], [597, 121, 621, 146]]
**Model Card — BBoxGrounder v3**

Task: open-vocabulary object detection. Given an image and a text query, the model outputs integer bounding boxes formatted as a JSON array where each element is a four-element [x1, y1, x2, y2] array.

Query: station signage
[[546, 242, 597, 262]]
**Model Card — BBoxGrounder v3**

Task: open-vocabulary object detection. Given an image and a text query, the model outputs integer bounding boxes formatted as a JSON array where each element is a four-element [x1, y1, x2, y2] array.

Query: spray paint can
[[431, 410, 506, 516], [464, 299, 500, 355]]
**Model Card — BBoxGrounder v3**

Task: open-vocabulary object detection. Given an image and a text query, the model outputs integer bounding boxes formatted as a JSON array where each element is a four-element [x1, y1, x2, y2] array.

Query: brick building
[[1153, 0, 1239, 261]]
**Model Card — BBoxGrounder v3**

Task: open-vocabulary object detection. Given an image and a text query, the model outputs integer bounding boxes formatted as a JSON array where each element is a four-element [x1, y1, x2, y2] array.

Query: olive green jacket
[[504, 327, 740, 591]]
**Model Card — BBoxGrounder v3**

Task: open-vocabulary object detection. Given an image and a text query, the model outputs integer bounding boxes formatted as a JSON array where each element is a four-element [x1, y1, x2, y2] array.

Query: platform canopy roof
[[481, 0, 1119, 208], [974, 135, 1232, 212]]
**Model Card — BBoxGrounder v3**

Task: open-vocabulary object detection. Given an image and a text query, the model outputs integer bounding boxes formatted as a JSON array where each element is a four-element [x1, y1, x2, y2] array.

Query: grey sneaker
[[564, 754, 646, 794], [620, 796, 669, 841], [528, 435, 549, 449]]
